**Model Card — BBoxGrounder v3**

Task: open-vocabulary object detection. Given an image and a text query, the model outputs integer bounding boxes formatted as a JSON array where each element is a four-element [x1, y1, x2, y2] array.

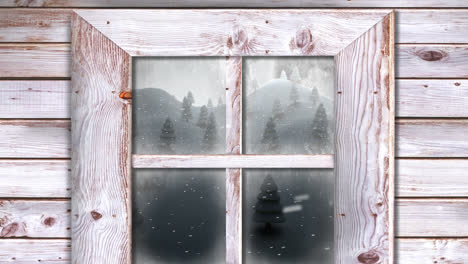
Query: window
[[71, 9, 394, 264]]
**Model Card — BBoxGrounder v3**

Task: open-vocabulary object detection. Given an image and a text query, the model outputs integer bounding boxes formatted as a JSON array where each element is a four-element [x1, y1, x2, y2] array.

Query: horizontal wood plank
[[0, 239, 70, 263], [133, 154, 334, 168], [0, 44, 70, 78], [397, 238, 468, 264], [396, 79, 468, 117], [0, 160, 70, 198], [0, 9, 71, 42], [0, 80, 70, 118], [0, 199, 70, 238], [396, 198, 468, 237], [2, 0, 468, 7], [397, 44, 468, 78], [0, 120, 70, 158], [396, 119, 468, 157]]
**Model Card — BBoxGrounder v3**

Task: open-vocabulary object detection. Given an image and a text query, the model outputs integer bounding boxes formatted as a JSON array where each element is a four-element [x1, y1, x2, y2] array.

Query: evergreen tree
[[272, 99, 284, 121], [202, 112, 217, 152], [159, 117, 176, 152], [311, 103, 329, 153], [187, 91, 195, 106], [261, 117, 280, 153], [196, 105, 209, 129], [254, 175, 285, 231], [207, 98, 214, 108], [217, 97, 223, 107], [290, 66, 301, 84], [279, 70, 288, 80], [181, 96, 192, 122], [289, 85, 300, 108], [310, 86, 320, 107]]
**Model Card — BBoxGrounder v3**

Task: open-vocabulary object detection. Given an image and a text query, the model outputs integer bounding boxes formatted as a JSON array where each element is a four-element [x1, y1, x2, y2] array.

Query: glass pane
[[133, 169, 226, 263], [243, 57, 334, 154], [133, 57, 226, 154], [243, 169, 334, 264]]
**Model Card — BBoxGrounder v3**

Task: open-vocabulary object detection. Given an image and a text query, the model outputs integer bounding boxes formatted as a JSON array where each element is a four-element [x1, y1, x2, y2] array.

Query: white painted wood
[[335, 12, 394, 264], [397, 119, 468, 157], [3, 0, 468, 7], [396, 79, 468, 117], [71, 13, 132, 264], [0, 199, 70, 238], [0, 9, 71, 42], [0, 160, 70, 198], [0, 81, 70, 118], [75, 9, 390, 56], [225, 56, 242, 264], [0, 44, 70, 78], [397, 238, 468, 264], [0, 120, 70, 158], [397, 159, 468, 197], [132, 155, 335, 169], [396, 198, 468, 237], [0, 239, 71, 263], [397, 44, 468, 78]]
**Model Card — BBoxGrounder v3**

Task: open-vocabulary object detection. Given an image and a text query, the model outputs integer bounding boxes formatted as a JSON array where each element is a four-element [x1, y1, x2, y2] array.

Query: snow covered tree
[[280, 70, 288, 80], [207, 98, 214, 108], [187, 91, 195, 105], [290, 66, 301, 84], [311, 103, 330, 153], [272, 99, 284, 121], [254, 175, 285, 231], [310, 86, 320, 107], [217, 97, 223, 107], [202, 112, 217, 152], [159, 117, 176, 152], [196, 105, 209, 129], [181, 96, 192, 122], [289, 85, 300, 108], [261, 117, 280, 153]]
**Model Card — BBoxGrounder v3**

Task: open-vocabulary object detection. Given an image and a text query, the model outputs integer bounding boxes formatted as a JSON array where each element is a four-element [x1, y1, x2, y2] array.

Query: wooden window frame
[[71, 9, 394, 264]]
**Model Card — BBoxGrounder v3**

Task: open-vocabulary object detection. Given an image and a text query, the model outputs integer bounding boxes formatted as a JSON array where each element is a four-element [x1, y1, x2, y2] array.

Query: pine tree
[[159, 117, 176, 152], [311, 103, 329, 153], [196, 105, 209, 129], [289, 85, 300, 108], [290, 66, 301, 84], [181, 96, 192, 122], [279, 70, 288, 80], [272, 99, 284, 121], [261, 117, 280, 153], [202, 112, 217, 152], [310, 86, 320, 107], [254, 175, 285, 231], [207, 98, 214, 108], [187, 91, 195, 106]]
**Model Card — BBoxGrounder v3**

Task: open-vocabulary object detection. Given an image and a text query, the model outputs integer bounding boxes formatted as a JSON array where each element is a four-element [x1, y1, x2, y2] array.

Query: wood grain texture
[[397, 159, 468, 197], [397, 238, 468, 264], [71, 13, 131, 264], [397, 10, 468, 44], [396, 198, 468, 237], [132, 155, 334, 169], [0, 239, 71, 263], [0, 160, 70, 198], [0, 80, 70, 118], [0, 44, 70, 78], [397, 119, 468, 157], [396, 79, 468, 117], [0, 199, 70, 238], [0, 120, 70, 158], [2, 0, 468, 7], [335, 13, 394, 264], [225, 56, 242, 264], [76, 9, 390, 56], [0, 9, 71, 42], [397, 44, 468, 78]]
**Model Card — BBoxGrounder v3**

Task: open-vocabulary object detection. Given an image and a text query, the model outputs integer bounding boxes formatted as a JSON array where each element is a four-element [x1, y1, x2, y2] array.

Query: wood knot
[[91, 210, 102, 221], [229, 25, 249, 52], [119, 91, 132, 99], [416, 50, 447, 62], [291, 26, 315, 54], [357, 251, 380, 264], [43, 217, 56, 227]]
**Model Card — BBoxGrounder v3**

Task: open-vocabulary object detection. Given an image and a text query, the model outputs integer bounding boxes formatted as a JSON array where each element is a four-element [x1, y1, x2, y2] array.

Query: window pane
[[133, 57, 226, 154], [133, 169, 226, 263], [243, 169, 334, 263], [243, 57, 334, 154]]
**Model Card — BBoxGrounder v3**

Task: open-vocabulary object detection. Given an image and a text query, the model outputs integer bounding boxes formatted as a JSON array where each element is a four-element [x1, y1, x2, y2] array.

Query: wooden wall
[[0, 2, 467, 263]]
